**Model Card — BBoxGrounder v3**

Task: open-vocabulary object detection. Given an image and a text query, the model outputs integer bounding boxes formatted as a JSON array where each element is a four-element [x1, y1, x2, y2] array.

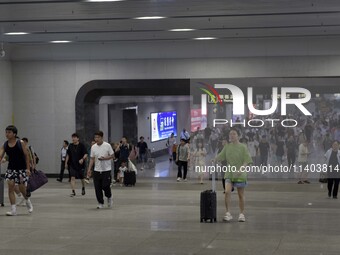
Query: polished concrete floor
[[0, 157, 339, 255]]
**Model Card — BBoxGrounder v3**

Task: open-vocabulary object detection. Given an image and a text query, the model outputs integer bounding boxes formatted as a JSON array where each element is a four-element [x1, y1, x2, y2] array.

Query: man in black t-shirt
[[65, 133, 87, 197], [137, 136, 148, 170], [258, 135, 270, 167]]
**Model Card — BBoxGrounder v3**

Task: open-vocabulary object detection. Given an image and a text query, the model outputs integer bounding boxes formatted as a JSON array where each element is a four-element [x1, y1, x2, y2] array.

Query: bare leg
[[70, 176, 76, 190], [18, 183, 28, 199], [7, 181, 16, 205], [237, 187, 245, 214], [81, 178, 85, 188], [224, 182, 233, 213], [14, 185, 21, 196]]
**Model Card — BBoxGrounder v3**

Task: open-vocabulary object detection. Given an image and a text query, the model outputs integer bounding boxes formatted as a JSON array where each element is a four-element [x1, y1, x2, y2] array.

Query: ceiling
[[2, 0, 340, 45], [100, 95, 191, 104]]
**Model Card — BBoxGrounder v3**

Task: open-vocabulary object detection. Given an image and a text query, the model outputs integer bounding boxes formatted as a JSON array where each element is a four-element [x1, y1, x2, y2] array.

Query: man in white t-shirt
[[87, 131, 114, 209]]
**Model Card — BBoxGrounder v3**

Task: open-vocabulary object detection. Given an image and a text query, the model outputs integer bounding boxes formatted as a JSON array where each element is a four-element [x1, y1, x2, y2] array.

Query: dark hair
[[140, 136, 144, 140], [196, 139, 204, 148], [5, 125, 18, 136], [64, 140, 69, 146], [71, 133, 79, 138], [22, 137, 28, 143], [94, 131, 104, 137], [229, 128, 240, 136]]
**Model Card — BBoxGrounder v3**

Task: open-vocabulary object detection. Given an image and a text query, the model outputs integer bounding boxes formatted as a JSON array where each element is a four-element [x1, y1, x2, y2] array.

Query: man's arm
[[87, 157, 95, 177], [79, 153, 88, 165], [21, 141, 31, 175], [65, 155, 69, 169], [30, 146, 36, 169], [0, 145, 4, 162]]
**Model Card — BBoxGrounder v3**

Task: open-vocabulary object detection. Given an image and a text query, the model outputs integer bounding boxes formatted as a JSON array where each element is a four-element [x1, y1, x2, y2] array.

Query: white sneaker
[[16, 197, 26, 206], [6, 211, 17, 216], [84, 178, 90, 184], [177, 177, 181, 182], [97, 204, 104, 209], [107, 197, 113, 208], [183, 179, 188, 182], [238, 213, 246, 222], [223, 212, 233, 222], [26, 199, 33, 213]]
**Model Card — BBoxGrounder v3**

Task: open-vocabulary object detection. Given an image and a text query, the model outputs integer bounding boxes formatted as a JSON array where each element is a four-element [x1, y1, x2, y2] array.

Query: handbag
[[128, 159, 137, 174], [27, 169, 48, 192]]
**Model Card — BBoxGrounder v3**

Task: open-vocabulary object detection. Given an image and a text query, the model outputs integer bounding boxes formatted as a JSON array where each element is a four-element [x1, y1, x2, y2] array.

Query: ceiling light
[[169, 29, 196, 32], [5, 32, 29, 35], [193, 37, 217, 40], [134, 16, 166, 20], [50, 40, 72, 43]]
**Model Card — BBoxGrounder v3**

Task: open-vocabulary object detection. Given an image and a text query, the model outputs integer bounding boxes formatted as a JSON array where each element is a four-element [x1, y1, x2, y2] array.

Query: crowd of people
[[0, 100, 339, 221]]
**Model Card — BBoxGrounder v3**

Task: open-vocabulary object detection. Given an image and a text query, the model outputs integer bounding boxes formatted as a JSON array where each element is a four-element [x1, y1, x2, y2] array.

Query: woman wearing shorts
[[216, 128, 252, 222]]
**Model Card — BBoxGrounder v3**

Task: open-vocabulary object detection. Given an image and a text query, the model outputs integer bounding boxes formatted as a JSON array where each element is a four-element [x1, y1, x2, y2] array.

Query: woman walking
[[324, 141, 340, 199], [215, 128, 252, 222]]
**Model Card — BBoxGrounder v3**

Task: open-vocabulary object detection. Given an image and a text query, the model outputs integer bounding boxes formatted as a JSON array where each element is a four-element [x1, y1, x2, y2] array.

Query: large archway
[[75, 79, 190, 144]]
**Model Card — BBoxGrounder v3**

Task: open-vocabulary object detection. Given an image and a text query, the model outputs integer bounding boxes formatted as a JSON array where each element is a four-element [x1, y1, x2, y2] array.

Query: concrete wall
[[0, 61, 12, 141]]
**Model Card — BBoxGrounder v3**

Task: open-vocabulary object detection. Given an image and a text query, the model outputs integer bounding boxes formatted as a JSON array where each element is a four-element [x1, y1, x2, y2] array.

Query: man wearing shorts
[[65, 133, 87, 197], [0, 125, 33, 216]]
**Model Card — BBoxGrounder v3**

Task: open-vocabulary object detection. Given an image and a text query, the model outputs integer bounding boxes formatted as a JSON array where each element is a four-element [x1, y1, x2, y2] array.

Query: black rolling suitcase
[[124, 171, 136, 186], [200, 171, 217, 223]]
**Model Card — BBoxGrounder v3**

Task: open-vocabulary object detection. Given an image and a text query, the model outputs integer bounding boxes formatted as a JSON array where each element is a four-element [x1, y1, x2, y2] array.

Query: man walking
[[0, 125, 33, 216], [137, 136, 148, 170], [57, 140, 69, 182], [87, 131, 114, 209], [65, 133, 87, 197]]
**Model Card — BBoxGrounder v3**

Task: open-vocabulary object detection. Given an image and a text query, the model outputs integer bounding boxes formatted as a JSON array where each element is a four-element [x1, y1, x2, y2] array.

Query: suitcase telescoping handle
[[211, 169, 216, 192]]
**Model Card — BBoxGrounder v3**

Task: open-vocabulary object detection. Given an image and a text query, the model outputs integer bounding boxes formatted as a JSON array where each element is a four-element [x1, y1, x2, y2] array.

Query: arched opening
[[75, 79, 190, 145]]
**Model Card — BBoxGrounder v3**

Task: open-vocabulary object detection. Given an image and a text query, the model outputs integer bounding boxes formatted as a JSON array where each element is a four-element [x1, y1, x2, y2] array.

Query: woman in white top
[[247, 137, 259, 166], [194, 140, 207, 184], [297, 140, 310, 184], [166, 133, 176, 161]]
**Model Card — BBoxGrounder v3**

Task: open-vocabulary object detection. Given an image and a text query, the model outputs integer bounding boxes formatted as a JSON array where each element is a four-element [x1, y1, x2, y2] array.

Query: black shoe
[[56, 178, 62, 182], [333, 196, 338, 199], [70, 191, 76, 197], [81, 187, 85, 196]]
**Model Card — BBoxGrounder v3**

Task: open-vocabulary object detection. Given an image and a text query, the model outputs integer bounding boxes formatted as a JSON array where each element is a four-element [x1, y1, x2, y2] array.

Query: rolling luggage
[[124, 171, 136, 186], [200, 171, 217, 223], [146, 158, 155, 169]]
